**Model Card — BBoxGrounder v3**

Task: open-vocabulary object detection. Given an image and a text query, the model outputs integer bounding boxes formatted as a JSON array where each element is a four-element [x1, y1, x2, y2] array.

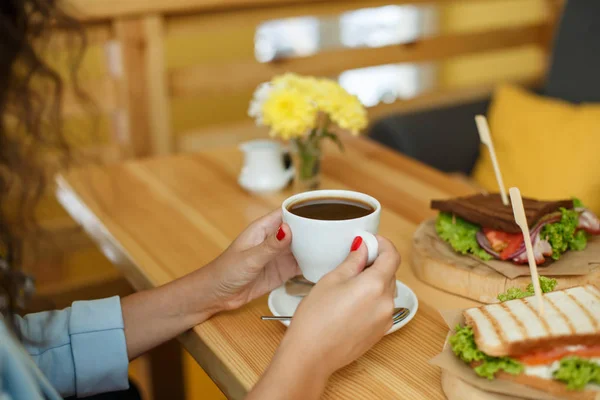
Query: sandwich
[[431, 193, 600, 265], [450, 284, 600, 399]]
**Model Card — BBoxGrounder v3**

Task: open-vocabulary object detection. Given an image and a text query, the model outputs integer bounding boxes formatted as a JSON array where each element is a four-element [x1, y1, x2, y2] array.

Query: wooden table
[[56, 136, 480, 399]]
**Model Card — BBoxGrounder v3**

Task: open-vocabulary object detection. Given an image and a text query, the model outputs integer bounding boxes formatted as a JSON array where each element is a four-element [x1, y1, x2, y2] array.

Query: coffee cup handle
[[356, 230, 378, 266]]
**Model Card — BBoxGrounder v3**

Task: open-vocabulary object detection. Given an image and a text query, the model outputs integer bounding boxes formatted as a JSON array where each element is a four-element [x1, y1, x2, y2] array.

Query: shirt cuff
[[70, 296, 129, 397]]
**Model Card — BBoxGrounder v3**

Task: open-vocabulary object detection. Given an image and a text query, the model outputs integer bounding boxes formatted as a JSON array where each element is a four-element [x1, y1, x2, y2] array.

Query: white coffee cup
[[282, 190, 381, 283]]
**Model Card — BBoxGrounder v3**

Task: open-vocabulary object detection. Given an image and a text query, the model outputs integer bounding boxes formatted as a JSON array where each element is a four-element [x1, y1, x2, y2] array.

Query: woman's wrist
[[248, 334, 331, 400], [275, 333, 332, 387], [166, 266, 226, 328], [121, 266, 227, 360]]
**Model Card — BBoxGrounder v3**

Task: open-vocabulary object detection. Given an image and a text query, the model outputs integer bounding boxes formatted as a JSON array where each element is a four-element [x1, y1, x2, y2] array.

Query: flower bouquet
[[248, 73, 368, 191]]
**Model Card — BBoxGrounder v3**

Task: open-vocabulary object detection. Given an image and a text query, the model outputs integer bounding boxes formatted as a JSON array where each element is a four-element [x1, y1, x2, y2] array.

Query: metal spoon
[[261, 307, 411, 325]]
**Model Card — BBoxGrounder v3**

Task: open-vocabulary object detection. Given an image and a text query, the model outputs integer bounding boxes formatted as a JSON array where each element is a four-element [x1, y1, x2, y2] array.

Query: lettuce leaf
[[528, 276, 558, 294], [449, 325, 523, 379], [436, 213, 492, 261], [541, 207, 588, 260], [497, 287, 532, 302], [497, 276, 557, 302], [553, 357, 600, 390], [570, 230, 588, 251]]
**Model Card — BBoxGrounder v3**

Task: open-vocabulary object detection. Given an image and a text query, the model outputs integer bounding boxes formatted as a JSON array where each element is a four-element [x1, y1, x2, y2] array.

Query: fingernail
[[351, 236, 363, 252], [276, 226, 286, 241]]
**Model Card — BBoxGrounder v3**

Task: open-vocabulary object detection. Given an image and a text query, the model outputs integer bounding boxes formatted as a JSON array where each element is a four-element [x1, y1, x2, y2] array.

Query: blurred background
[[27, 0, 564, 398]]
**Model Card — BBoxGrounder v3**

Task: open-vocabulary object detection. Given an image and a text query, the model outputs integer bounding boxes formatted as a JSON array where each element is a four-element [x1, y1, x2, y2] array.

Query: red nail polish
[[351, 236, 363, 252], [276, 226, 286, 241]]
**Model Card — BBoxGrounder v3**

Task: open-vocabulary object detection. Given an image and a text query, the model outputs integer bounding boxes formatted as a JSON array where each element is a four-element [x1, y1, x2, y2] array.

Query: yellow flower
[[314, 79, 367, 135], [311, 79, 341, 111], [261, 87, 317, 140], [251, 74, 368, 138]]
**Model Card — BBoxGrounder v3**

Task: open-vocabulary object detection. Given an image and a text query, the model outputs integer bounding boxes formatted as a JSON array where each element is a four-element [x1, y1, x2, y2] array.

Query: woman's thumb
[[328, 237, 368, 282]]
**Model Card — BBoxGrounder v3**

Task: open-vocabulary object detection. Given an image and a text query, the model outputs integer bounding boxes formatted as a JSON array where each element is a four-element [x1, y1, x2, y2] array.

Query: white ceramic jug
[[238, 140, 294, 194]]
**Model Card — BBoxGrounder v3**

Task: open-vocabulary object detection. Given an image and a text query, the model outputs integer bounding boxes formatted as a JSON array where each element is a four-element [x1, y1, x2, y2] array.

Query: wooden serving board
[[411, 220, 600, 303], [442, 371, 527, 400]]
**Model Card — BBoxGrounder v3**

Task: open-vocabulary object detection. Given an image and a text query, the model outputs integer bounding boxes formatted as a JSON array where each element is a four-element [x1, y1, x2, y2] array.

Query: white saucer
[[267, 280, 419, 335]]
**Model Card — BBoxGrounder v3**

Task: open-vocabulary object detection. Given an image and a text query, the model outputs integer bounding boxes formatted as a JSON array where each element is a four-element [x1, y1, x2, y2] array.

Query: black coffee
[[288, 197, 375, 221]]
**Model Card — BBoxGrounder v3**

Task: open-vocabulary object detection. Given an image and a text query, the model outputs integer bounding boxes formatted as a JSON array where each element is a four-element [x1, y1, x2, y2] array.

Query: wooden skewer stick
[[509, 187, 544, 315], [475, 115, 508, 206]]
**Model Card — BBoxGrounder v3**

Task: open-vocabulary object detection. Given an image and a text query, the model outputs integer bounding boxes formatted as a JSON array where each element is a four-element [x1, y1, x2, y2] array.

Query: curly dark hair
[[0, 0, 86, 327]]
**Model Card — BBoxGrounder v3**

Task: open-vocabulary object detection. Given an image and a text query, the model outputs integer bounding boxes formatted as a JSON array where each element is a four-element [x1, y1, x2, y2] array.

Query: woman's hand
[[121, 209, 299, 359], [203, 208, 301, 311], [283, 236, 399, 375], [247, 236, 400, 400]]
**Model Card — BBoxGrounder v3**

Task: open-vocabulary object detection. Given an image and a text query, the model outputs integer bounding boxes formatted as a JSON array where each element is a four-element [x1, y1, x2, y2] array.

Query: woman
[[0, 1, 400, 399]]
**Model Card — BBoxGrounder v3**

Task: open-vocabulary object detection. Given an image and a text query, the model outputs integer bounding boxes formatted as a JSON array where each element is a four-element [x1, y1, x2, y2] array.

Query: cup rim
[[282, 189, 381, 223]]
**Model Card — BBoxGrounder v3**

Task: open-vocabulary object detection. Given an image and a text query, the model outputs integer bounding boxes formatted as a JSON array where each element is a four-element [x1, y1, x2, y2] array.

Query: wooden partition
[[65, 0, 564, 158]]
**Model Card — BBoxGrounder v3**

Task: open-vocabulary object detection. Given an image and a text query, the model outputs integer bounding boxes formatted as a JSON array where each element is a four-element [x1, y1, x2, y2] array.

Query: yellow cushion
[[472, 84, 600, 215]]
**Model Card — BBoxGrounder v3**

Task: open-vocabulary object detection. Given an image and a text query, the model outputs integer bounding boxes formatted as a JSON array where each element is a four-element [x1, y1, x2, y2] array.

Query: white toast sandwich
[[451, 285, 600, 399]]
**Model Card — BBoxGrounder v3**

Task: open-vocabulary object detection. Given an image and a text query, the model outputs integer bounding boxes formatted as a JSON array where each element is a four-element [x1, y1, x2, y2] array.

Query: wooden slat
[[114, 19, 152, 157], [52, 22, 113, 48], [163, 0, 549, 45], [144, 15, 173, 155], [69, 0, 462, 21], [439, 0, 550, 34], [175, 75, 542, 152], [169, 23, 547, 98], [165, 0, 434, 36]]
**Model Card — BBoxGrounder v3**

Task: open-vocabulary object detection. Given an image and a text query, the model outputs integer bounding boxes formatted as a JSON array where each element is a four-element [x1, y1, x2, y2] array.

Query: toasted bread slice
[[431, 193, 573, 233], [464, 285, 600, 357]]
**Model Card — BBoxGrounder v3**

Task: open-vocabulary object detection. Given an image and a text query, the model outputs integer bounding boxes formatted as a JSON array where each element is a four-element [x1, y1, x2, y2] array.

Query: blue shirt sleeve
[[15, 296, 130, 398]]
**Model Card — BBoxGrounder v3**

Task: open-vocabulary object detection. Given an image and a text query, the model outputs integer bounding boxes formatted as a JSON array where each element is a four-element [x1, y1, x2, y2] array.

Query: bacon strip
[[578, 209, 600, 235], [512, 235, 552, 265]]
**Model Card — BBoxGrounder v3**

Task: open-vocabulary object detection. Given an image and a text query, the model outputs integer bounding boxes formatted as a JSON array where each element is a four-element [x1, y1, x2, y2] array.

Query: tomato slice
[[483, 229, 524, 259], [499, 235, 524, 260], [517, 345, 600, 366]]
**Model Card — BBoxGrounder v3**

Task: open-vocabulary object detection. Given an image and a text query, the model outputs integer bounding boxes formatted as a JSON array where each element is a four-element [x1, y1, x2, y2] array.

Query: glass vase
[[291, 136, 322, 192]]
